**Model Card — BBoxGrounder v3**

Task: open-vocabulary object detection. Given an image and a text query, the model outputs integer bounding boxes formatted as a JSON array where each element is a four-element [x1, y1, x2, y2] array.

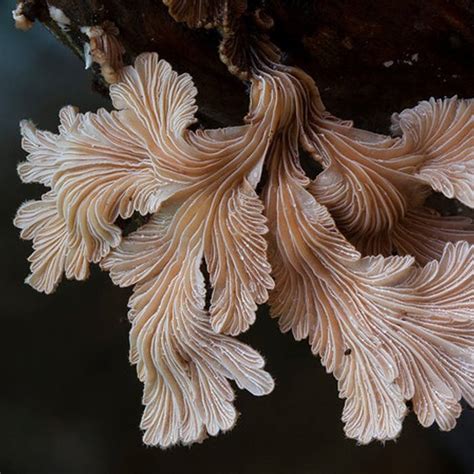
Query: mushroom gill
[[245, 62, 474, 442], [264, 122, 473, 443], [163, 0, 247, 29], [305, 95, 474, 262], [15, 53, 275, 446], [14, 1, 474, 449]]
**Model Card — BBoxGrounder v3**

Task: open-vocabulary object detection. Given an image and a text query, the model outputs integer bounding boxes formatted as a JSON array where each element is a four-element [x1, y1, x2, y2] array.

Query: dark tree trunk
[[21, 0, 474, 130]]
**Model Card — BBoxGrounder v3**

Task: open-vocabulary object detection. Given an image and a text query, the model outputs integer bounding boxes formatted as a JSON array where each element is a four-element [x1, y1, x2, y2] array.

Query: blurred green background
[[0, 2, 473, 473]]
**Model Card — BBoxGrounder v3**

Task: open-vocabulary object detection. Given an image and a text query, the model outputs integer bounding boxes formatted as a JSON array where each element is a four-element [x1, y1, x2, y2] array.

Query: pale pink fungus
[[14, 0, 474, 448]]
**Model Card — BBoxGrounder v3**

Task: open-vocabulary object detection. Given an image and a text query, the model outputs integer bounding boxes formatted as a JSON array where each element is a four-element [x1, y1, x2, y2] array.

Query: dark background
[[1, 1, 473, 473]]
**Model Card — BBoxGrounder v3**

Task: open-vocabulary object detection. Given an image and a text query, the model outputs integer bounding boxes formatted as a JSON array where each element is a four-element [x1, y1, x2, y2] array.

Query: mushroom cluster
[[14, 0, 473, 447]]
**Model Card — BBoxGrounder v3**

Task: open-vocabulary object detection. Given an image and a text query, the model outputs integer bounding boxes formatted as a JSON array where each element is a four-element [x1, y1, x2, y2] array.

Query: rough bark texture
[[21, 0, 474, 127]]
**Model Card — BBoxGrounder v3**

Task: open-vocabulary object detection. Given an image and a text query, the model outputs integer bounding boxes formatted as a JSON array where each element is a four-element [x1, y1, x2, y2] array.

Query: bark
[[20, 0, 474, 128]]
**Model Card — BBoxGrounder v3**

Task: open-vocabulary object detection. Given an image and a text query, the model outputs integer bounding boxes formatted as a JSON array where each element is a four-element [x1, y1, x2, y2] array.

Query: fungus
[[12, 2, 34, 31], [163, 0, 246, 29], [14, 1, 474, 448], [264, 118, 473, 441], [15, 53, 275, 446], [81, 21, 125, 84], [305, 96, 474, 262], [47, 4, 71, 31]]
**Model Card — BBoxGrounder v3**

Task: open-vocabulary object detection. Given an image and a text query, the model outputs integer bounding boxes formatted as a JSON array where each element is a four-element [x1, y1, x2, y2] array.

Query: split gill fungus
[[13, 0, 474, 448]]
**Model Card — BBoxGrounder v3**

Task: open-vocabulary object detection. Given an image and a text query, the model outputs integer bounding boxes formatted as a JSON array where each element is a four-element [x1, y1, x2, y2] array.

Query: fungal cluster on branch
[[14, 0, 473, 447]]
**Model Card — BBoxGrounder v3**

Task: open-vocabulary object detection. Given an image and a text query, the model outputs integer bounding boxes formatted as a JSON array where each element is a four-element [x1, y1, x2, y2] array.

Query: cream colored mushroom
[[256, 61, 473, 442], [305, 95, 474, 262], [81, 21, 125, 84], [15, 53, 275, 446], [14, 2, 474, 448], [264, 124, 473, 442]]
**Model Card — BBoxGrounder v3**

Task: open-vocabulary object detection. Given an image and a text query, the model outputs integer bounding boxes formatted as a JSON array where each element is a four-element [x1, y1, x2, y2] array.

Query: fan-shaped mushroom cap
[[395, 97, 474, 207], [305, 93, 474, 262], [102, 204, 273, 446], [163, 0, 279, 79], [14, 192, 89, 293], [15, 53, 277, 446], [264, 125, 473, 442], [13, 19, 474, 447]]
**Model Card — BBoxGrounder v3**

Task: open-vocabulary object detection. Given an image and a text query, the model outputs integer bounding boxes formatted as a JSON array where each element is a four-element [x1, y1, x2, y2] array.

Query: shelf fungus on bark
[[14, 1, 474, 449]]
